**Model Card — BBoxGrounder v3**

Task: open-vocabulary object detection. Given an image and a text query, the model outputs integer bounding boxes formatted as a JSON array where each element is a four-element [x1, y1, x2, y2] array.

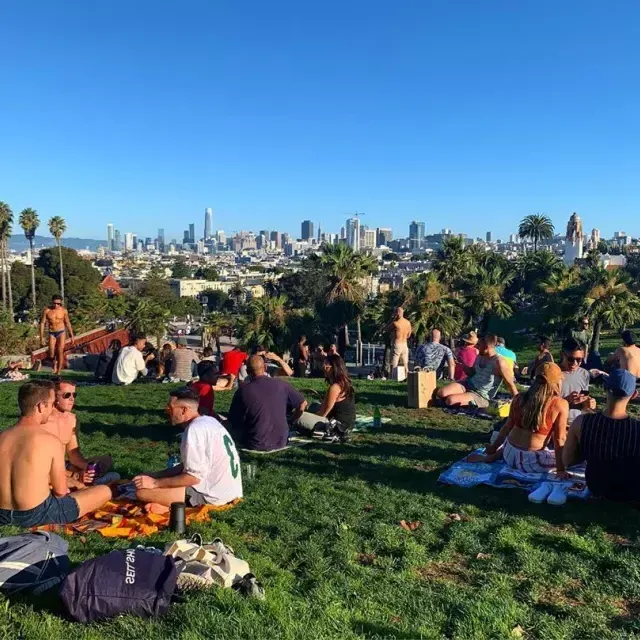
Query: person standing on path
[[40, 295, 74, 375]]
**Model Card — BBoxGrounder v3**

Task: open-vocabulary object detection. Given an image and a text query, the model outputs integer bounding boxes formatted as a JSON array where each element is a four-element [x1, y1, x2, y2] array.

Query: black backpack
[[60, 548, 178, 623]]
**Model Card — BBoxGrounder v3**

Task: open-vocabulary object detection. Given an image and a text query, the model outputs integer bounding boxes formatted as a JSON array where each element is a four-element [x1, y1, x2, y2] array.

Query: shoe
[[547, 484, 568, 506], [232, 573, 265, 600], [322, 431, 339, 443], [528, 482, 553, 504], [339, 431, 352, 444]]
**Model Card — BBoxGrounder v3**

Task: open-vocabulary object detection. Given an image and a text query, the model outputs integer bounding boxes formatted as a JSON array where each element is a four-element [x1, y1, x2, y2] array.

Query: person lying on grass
[[466, 363, 570, 477], [295, 354, 356, 443], [43, 378, 119, 488], [132, 387, 242, 513], [0, 380, 113, 528], [436, 333, 519, 409]]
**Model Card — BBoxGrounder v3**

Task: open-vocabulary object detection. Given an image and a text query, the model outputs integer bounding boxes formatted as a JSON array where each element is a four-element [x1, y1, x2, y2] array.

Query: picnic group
[[2, 297, 640, 533]]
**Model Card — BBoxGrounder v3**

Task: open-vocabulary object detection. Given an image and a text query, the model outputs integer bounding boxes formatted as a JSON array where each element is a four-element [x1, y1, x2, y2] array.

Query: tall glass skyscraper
[[409, 221, 426, 249], [204, 208, 213, 239], [107, 223, 114, 251], [346, 217, 360, 251]]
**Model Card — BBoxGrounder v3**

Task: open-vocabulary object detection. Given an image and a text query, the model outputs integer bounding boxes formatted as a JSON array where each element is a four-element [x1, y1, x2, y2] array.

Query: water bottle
[[167, 454, 180, 468], [169, 501, 186, 534], [373, 407, 382, 429]]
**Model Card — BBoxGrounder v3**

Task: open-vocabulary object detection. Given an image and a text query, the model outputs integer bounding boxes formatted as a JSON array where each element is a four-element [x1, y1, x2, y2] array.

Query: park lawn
[[0, 374, 639, 639]]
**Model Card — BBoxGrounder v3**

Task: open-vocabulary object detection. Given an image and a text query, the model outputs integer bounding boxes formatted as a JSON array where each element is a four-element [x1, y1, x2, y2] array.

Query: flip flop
[[547, 484, 568, 506]]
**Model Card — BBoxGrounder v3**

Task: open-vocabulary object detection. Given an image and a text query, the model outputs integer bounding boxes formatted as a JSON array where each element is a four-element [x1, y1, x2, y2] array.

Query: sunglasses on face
[[566, 356, 583, 364], [53, 302, 62, 306], [61, 392, 77, 399]]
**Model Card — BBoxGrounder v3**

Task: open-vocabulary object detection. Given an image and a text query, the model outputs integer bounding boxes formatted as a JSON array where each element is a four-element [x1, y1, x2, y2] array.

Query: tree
[[319, 244, 378, 364], [229, 281, 245, 308], [171, 259, 193, 279], [462, 262, 515, 332], [432, 235, 473, 290], [127, 297, 171, 348], [237, 295, 290, 352], [203, 312, 233, 360], [513, 251, 564, 298], [201, 289, 229, 312], [19, 207, 40, 310], [48, 216, 67, 300], [0, 201, 13, 316], [194, 266, 218, 281], [518, 214, 555, 251]]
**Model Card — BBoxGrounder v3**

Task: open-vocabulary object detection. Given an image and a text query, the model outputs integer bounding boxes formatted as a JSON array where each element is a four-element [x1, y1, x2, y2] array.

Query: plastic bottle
[[167, 454, 180, 468], [373, 407, 382, 429]]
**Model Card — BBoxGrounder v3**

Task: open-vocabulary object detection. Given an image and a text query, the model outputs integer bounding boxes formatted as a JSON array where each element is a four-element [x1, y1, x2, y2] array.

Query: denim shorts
[[0, 494, 80, 528]]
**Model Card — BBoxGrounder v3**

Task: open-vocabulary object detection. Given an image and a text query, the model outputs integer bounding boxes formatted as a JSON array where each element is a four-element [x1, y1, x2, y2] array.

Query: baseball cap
[[604, 368, 637, 398]]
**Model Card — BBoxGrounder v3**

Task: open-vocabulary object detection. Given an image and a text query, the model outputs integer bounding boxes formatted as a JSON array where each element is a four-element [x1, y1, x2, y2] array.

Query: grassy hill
[[0, 372, 639, 639]]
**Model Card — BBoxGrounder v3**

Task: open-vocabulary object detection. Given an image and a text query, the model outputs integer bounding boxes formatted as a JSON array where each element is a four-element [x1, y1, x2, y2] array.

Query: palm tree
[[238, 295, 289, 351], [518, 214, 555, 251], [432, 235, 472, 290], [462, 262, 515, 332], [0, 202, 14, 317], [19, 208, 40, 310], [126, 297, 171, 349], [319, 244, 378, 364], [229, 280, 245, 309], [48, 216, 67, 301], [204, 311, 233, 362], [580, 268, 640, 353]]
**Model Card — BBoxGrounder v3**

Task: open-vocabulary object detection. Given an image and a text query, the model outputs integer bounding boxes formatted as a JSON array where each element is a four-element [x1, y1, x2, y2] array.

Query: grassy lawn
[[1, 366, 640, 639]]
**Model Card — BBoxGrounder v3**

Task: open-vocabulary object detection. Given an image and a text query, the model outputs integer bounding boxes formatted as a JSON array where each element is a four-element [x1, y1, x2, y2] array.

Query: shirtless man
[[43, 379, 118, 488], [386, 307, 412, 370], [40, 295, 74, 374], [0, 380, 112, 528], [607, 331, 640, 379]]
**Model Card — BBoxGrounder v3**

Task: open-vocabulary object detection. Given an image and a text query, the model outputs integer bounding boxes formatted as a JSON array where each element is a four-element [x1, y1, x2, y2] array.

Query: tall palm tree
[[0, 202, 14, 317], [48, 216, 67, 301], [319, 244, 378, 364], [432, 235, 472, 290], [518, 214, 555, 251], [462, 262, 515, 332], [126, 297, 171, 349], [204, 311, 233, 362], [19, 207, 40, 310], [238, 295, 289, 351]]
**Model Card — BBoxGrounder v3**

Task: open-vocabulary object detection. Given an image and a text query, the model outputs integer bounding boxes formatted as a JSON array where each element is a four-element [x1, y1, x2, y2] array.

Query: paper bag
[[407, 370, 437, 408]]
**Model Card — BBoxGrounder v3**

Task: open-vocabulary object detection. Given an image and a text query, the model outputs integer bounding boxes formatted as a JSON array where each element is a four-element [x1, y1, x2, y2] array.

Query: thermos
[[169, 501, 186, 534]]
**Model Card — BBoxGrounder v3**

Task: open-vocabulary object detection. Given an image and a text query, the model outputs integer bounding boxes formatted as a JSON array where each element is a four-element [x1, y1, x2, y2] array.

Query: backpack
[[164, 534, 250, 590], [0, 531, 69, 595], [60, 548, 178, 623]]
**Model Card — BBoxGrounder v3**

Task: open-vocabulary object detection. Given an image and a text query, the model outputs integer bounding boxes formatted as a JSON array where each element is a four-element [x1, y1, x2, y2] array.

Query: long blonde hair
[[519, 379, 559, 433]]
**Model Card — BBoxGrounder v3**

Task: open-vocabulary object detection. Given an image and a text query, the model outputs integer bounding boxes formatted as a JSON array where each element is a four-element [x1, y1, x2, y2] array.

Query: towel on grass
[[33, 498, 241, 539], [439, 450, 589, 499]]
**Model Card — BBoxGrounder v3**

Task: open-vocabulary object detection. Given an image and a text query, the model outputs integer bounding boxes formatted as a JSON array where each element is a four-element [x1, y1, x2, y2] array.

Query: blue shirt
[[496, 345, 517, 363]]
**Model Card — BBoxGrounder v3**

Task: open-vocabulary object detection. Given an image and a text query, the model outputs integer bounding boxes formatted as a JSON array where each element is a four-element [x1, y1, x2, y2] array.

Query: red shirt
[[455, 345, 479, 381], [221, 349, 248, 376], [190, 380, 215, 415]]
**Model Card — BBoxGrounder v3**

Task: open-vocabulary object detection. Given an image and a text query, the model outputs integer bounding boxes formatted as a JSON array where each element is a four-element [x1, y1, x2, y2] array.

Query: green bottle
[[373, 406, 382, 429]]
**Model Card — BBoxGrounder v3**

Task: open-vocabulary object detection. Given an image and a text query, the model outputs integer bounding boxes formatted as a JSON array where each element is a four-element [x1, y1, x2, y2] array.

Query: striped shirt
[[581, 412, 640, 501], [169, 348, 199, 382]]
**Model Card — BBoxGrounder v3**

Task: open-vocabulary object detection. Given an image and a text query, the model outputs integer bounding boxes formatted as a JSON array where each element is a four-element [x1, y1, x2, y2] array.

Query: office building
[[363, 229, 376, 250], [157, 228, 165, 251], [317, 224, 322, 242], [106, 223, 114, 251], [114, 230, 122, 251], [486, 231, 493, 242], [442, 228, 452, 235], [270, 231, 282, 249], [409, 221, 426, 250], [189, 223, 195, 244], [509, 233, 518, 244], [204, 208, 213, 239], [376, 227, 392, 247], [346, 218, 360, 251], [132, 234, 137, 249], [340, 226, 346, 239], [124, 233, 133, 252], [183, 230, 190, 244], [301, 220, 314, 241]]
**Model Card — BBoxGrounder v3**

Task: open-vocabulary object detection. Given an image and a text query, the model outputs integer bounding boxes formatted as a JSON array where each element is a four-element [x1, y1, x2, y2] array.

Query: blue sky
[[1, 1, 639, 242]]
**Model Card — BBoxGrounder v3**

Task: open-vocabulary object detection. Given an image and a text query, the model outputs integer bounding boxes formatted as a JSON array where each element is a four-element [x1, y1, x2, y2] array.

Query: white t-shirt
[[112, 346, 148, 385], [180, 415, 243, 505]]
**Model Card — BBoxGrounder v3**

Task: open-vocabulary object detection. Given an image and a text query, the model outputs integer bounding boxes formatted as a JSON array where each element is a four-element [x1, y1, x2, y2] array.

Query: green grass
[[1, 373, 640, 640]]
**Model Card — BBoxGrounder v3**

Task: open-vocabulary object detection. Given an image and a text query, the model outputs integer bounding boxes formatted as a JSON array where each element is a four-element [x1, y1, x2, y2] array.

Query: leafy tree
[[203, 312, 234, 359], [382, 252, 399, 262], [237, 295, 290, 351], [432, 235, 473, 290], [597, 240, 609, 254], [229, 281, 245, 308], [462, 262, 515, 332], [201, 289, 229, 312], [48, 216, 67, 300], [518, 214, 555, 251], [19, 207, 39, 310], [171, 259, 192, 279], [194, 266, 218, 280], [174, 296, 203, 318], [513, 251, 564, 297], [0, 310, 38, 355], [277, 264, 330, 310], [0, 201, 14, 316], [127, 297, 171, 348]]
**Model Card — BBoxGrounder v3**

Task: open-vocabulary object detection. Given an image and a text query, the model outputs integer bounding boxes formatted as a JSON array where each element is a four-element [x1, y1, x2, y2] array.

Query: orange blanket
[[34, 498, 241, 539]]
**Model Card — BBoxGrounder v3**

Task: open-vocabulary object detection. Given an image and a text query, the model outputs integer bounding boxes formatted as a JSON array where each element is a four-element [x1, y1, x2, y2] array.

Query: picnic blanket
[[34, 498, 241, 539], [439, 450, 590, 500]]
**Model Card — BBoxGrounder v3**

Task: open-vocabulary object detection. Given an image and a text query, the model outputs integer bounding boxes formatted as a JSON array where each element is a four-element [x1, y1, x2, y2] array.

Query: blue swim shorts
[[0, 494, 80, 528]]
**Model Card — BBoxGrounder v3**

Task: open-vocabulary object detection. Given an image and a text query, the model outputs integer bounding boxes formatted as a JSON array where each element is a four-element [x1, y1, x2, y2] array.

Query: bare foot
[[145, 502, 170, 515]]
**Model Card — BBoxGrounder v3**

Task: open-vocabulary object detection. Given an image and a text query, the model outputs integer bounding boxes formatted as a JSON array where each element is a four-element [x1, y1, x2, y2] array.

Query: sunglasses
[[61, 392, 77, 399], [566, 356, 583, 364], [53, 302, 62, 306]]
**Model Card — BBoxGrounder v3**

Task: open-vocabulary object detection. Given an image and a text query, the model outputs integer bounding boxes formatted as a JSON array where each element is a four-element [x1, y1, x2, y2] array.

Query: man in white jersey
[[133, 388, 242, 511]]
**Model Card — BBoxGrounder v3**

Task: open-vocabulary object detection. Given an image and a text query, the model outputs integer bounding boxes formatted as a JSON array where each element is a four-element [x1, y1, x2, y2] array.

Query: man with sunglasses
[[43, 379, 118, 488], [39, 295, 75, 375], [560, 337, 596, 422]]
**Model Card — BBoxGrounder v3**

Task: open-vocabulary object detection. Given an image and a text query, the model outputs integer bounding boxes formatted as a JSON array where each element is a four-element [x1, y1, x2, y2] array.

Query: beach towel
[[33, 498, 241, 539], [439, 450, 590, 500]]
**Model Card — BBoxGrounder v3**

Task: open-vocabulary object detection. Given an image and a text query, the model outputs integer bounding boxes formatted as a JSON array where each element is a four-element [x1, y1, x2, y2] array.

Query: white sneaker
[[547, 484, 568, 506], [528, 482, 553, 504]]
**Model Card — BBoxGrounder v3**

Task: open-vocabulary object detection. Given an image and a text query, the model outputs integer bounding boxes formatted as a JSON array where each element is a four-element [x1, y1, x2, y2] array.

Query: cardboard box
[[407, 370, 437, 408]]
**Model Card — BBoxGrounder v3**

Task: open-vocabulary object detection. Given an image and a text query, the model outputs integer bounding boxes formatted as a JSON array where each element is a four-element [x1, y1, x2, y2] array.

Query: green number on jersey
[[223, 435, 239, 479]]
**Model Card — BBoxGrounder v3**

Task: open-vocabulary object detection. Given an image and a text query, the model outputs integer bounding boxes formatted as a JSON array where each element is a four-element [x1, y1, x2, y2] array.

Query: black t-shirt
[[228, 376, 305, 451]]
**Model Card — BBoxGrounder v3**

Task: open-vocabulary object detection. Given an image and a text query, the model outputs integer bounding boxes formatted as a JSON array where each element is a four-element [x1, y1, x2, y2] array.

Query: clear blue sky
[[1, 0, 639, 242]]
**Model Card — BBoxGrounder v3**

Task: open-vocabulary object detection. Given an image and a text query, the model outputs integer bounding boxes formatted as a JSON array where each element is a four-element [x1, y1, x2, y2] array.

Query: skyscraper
[[376, 227, 392, 247], [124, 233, 134, 251], [132, 234, 137, 249], [346, 218, 360, 251], [183, 229, 190, 244], [189, 223, 195, 244], [114, 229, 122, 251], [107, 223, 114, 251], [409, 221, 425, 250], [486, 231, 493, 242], [204, 208, 213, 239], [158, 228, 165, 251], [301, 220, 314, 241], [270, 231, 282, 249], [363, 229, 376, 249]]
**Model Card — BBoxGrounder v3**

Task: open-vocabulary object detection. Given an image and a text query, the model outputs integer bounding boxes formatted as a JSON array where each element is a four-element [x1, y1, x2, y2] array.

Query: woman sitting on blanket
[[295, 354, 356, 443], [467, 362, 570, 478]]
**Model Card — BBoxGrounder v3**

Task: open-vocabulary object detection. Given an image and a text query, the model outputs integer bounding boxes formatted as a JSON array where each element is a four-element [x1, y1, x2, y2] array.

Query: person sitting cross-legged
[[295, 354, 356, 443], [437, 333, 519, 408], [467, 363, 570, 476], [228, 355, 307, 452], [415, 329, 455, 379], [112, 335, 155, 385], [0, 380, 113, 528], [564, 369, 640, 502], [132, 388, 243, 511]]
